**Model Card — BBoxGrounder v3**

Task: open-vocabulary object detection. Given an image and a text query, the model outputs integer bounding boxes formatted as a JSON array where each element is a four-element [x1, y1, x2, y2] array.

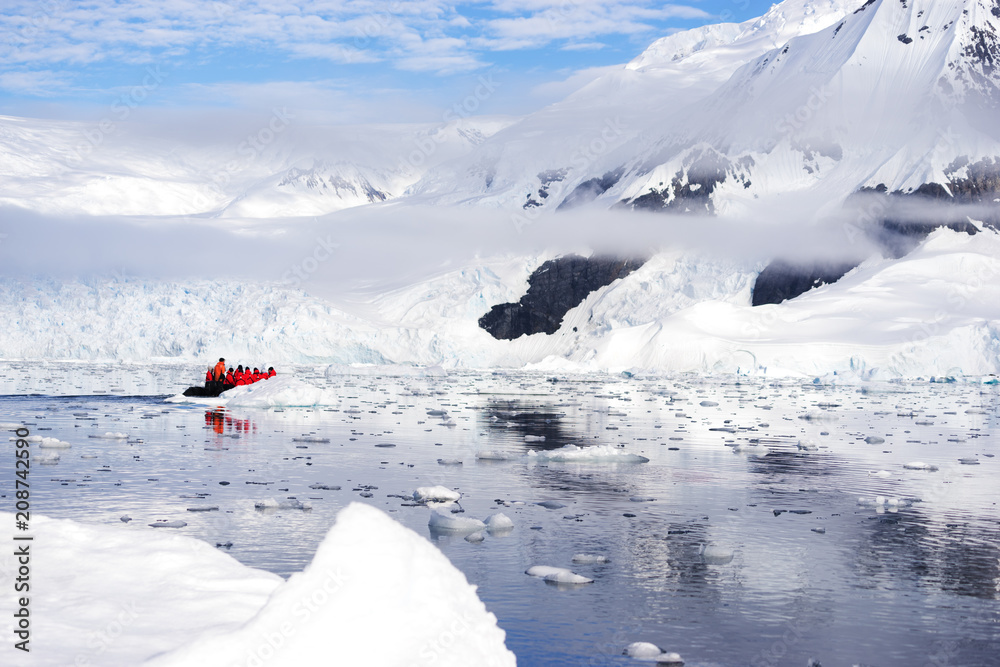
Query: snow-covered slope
[[413, 0, 1000, 216], [0, 115, 513, 218]]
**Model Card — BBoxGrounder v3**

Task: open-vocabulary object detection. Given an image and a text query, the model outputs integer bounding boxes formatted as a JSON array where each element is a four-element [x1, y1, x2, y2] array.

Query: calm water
[[1, 362, 998, 666]]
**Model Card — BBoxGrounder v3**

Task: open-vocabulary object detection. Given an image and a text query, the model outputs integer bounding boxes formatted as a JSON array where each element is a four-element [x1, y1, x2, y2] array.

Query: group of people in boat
[[205, 357, 276, 391]]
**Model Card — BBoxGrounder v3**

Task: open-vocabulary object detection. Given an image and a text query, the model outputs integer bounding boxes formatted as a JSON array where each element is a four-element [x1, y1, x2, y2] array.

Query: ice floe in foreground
[[413, 485, 462, 503], [525, 565, 594, 585], [0, 504, 514, 666]]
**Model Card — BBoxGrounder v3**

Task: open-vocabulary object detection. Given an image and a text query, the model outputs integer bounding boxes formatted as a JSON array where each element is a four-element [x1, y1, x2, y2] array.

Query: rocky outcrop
[[751, 260, 860, 306], [479, 255, 644, 340]]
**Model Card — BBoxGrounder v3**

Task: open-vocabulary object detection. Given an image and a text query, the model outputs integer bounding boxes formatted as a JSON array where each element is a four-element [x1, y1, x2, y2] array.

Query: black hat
[[219, 357, 225, 361]]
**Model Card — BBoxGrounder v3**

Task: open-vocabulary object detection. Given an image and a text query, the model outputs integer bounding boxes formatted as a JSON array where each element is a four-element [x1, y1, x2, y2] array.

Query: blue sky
[[0, 0, 782, 123]]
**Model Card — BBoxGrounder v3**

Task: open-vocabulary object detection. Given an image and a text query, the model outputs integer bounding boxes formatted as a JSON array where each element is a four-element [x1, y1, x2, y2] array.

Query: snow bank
[[0, 512, 281, 667], [0, 504, 514, 666], [151, 503, 514, 667]]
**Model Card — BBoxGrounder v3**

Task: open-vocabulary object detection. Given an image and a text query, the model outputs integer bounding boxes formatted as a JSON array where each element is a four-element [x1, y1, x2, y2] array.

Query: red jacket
[[213, 361, 226, 381], [253, 371, 263, 382], [225, 371, 234, 385], [268, 369, 276, 378], [205, 369, 213, 383]]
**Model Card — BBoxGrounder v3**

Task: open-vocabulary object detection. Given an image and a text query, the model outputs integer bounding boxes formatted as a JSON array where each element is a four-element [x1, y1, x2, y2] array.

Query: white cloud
[[0, 0, 711, 78]]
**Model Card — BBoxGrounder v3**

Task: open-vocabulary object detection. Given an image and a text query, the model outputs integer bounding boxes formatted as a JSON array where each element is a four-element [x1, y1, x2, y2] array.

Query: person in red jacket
[[267, 367, 276, 378], [252, 368, 262, 382], [205, 368, 213, 386], [234, 365, 245, 385], [225, 368, 235, 387], [213, 358, 227, 382]]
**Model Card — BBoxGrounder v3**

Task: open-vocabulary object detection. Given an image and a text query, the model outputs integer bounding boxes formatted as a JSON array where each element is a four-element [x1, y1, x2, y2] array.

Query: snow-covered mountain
[[0, 115, 514, 217], [413, 0, 1000, 217], [3, 0, 1000, 378]]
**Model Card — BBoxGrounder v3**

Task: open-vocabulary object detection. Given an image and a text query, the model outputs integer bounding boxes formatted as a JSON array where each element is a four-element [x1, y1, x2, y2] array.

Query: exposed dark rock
[[524, 169, 568, 209], [898, 34, 913, 45], [479, 255, 645, 339], [557, 168, 624, 210], [624, 149, 753, 214], [751, 260, 860, 307]]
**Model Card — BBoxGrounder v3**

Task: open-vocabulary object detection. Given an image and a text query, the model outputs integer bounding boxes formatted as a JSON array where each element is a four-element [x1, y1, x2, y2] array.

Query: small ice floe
[[698, 544, 734, 565], [699, 401, 719, 407], [186, 506, 219, 512], [903, 461, 939, 471], [524, 435, 546, 442], [413, 485, 461, 503], [428, 510, 486, 535], [80, 454, 98, 459], [572, 554, 610, 564], [0, 422, 23, 429], [623, 642, 683, 664], [796, 440, 818, 452], [254, 498, 312, 510], [33, 451, 60, 464], [476, 450, 517, 461], [798, 410, 838, 422], [527, 444, 649, 463], [120, 516, 131, 523], [464, 531, 485, 543], [630, 497, 656, 503], [148, 520, 187, 528], [485, 512, 514, 535], [865, 436, 885, 444], [536, 500, 567, 510], [38, 437, 72, 449], [426, 409, 448, 417], [308, 483, 341, 490], [857, 496, 912, 509], [868, 470, 892, 478], [292, 435, 330, 443], [525, 565, 593, 585], [89, 432, 128, 439], [436, 458, 463, 466], [958, 458, 980, 465]]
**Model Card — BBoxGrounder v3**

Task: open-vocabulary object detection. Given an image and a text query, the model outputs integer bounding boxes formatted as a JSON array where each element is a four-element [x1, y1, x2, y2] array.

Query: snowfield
[[0, 504, 515, 667], [5, 228, 1000, 379]]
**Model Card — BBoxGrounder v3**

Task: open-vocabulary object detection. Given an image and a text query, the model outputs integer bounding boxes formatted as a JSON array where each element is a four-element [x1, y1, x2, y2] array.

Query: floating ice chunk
[[572, 554, 610, 564], [33, 451, 60, 464], [527, 444, 649, 463], [0, 422, 23, 429], [476, 450, 517, 461], [629, 497, 656, 503], [148, 520, 187, 528], [484, 513, 514, 535], [865, 436, 885, 445], [699, 401, 719, 407], [868, 470, 892, 478], [437, 458, 463, 466], [623, 642, 683, 664], [309, 483, 341, 491], [464, 532, 485, 543], [524, 435, 546, 442], [413, 486, 461, 503], [428, 510, 485, 535], [292, 436, 330, 443], [426, 410, 448, 417], [38, 437, 72, 449], [536, 500, 566, 510], [254, 498, 312, 510], [798, 411, 838, 422], [958, 458, 980, 465], [857, 496, 912, 508], [89, 432, 128, 439], [524, 566, 593, 584], [698, 544, 734, 565], [903, 461, 939, 471], [796, 440, 818, 452]]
